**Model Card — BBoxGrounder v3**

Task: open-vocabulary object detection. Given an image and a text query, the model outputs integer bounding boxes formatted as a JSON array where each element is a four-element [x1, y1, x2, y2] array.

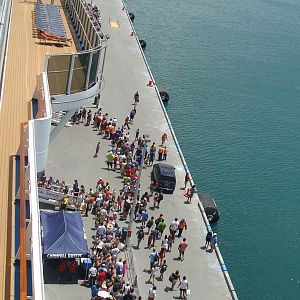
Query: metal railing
[[124, 245, 140, 297], [19, 122, 28, 300], [45, 0, 107, 96]]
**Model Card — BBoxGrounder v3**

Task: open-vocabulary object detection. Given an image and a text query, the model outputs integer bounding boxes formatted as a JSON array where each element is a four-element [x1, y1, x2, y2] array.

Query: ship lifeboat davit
[[129, 12, 135, 21], [159, 91, 169, 102], [199, 193, 220, 223], [139, 39, 147, 50]]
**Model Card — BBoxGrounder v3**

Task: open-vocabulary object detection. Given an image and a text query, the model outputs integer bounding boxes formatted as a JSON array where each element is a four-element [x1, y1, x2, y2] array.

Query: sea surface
[[126, 0, 300, 299]]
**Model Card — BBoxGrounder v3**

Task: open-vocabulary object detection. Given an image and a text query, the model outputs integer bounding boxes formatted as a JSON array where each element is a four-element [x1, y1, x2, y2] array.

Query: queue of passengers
[[83, 175, 141, 300]]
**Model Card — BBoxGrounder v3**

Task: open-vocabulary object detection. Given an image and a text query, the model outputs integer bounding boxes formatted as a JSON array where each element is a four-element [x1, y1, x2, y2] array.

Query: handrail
[[19, 122, 28, 300], [121, 1, 238, 299], [28, 122, 46, 300]]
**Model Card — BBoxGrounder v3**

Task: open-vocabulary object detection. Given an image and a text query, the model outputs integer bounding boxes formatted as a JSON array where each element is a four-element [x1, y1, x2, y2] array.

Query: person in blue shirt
[[140, 209, 149, 226], [210, 233, 218, 252]]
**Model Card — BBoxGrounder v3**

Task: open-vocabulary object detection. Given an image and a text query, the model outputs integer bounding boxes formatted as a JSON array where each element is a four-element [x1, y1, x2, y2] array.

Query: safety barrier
[[124, 245, 140, 297], [121, 0, 238, 298]]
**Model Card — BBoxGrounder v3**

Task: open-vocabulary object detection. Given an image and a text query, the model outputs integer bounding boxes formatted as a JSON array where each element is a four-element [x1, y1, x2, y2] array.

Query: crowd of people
[[84, 2, 102, 30], [43, 90, 218, 300]]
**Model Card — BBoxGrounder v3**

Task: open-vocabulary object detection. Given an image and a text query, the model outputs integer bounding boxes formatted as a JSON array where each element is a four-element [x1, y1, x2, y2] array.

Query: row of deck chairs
[[83, 2, 102, 31], [35, 2, 71, 46]]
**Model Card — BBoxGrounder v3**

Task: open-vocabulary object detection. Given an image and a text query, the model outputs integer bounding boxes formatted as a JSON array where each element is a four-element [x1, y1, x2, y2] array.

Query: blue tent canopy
[[41, 211, 89, 259]]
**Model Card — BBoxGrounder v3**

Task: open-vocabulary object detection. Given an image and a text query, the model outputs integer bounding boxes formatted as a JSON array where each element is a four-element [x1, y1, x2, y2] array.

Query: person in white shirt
[[97, 223, 106, 239], [178, 276, 189, 299], [88, 266, 97, 285], [148, 285, 157, 299], [111, 247, 120, 259], [169, 218, 179, 240], [161, 235, 169, 251]]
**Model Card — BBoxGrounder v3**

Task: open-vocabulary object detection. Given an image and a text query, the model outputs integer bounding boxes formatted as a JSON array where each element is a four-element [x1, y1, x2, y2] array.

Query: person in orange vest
[[178, 218, 187, 238], [158, 146, 164, 161], [161, 132, 168, 144], [163, 146, 168, 161]]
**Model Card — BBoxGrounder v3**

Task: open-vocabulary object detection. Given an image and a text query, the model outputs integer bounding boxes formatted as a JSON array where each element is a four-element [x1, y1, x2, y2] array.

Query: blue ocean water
[[126, 0, 300, 299]]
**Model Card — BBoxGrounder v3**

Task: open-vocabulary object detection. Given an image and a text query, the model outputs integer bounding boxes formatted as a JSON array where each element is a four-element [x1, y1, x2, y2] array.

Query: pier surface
[[46, 0, 233, 299]]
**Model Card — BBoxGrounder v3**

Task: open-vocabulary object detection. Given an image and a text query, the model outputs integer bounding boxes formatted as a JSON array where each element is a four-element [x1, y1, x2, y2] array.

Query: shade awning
[[41, 211, 89, 259]]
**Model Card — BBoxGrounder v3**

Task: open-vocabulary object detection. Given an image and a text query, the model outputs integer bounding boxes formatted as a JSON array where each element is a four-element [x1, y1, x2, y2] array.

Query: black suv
[[151, 163, 176, 193]]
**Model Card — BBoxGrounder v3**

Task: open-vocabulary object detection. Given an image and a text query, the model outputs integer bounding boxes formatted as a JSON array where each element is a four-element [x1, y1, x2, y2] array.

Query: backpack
[[153, 253, 159, 262]]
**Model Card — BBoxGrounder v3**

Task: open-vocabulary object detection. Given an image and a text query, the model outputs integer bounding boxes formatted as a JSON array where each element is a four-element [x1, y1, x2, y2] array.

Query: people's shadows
[[206, 249, 213, 253], [180, 187, 186, 190], [131, 245, 140, 250], [164, 286, 172, 292], [173, 296, 182, 299], [143, 268, 150, 274], [173, 257, 181, 261], [149, 206, 155, 211], [200, 246, 206, 250]]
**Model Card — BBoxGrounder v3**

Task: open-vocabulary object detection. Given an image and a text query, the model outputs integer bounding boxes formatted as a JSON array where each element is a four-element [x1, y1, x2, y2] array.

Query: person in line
[[178, 218, 187, 238], [135, 128, 139, 141], [187, 184, 196, 203], [148, 285, 157, 300], [158, 145, 164, 161], [169, 218, 179, 241], [177, 276, 189, 299], [210, 233, 218, 252], [86, 109, 92, 125], [57, 260, 66, 283], [136, 227, 144, 249], [184, 172, 190, 188], [205, 230, 213, 249], [163, 146, 168, 160], [159, 259, 167, 280], [169, 270, 180, 290], [149, 249, 159, 271], [146, 216, 154, 234], [61, 195, 69, 210], [134, 91, 139, 105], [178, 238, 188, 261], [161, 132, 168, 144], [147, 232, 153, 249], [148, 265, 157, 285]]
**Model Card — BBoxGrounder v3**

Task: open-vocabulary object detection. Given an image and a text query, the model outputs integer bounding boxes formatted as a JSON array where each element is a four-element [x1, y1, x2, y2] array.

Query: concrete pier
[[46, 0, 234, 299]]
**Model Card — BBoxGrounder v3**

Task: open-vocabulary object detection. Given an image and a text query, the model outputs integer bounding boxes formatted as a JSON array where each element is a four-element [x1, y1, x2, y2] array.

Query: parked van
[[151, 163, 176, 193]]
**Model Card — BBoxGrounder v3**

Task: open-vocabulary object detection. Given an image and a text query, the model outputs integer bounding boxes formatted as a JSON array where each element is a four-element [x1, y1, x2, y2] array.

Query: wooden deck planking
[[0, 0, 76, 297]]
